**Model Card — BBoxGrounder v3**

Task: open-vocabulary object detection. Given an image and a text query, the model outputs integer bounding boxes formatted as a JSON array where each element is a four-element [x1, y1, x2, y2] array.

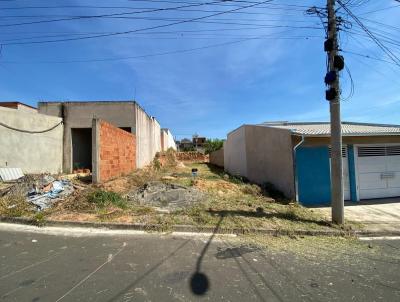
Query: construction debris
[[28, 179, 74, 211], [0, 167, 24, 181], [0, 174, 75, 211], [127, 181, 204, 210]]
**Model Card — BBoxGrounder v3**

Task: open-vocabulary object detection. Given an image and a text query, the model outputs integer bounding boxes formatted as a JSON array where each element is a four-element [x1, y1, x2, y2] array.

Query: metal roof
[[258, 122, 400, 137]]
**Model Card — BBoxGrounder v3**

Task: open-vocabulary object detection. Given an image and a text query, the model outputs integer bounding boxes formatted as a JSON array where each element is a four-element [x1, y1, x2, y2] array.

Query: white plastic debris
[[0, 168, 24, 181]]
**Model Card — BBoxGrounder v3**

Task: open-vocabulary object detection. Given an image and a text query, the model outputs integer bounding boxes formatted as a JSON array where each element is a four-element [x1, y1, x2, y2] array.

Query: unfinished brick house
[[38, 101, 168, 181]]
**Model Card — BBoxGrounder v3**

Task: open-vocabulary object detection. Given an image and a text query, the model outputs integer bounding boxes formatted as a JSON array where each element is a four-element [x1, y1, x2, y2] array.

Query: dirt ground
[[0, 152, 351, 233]]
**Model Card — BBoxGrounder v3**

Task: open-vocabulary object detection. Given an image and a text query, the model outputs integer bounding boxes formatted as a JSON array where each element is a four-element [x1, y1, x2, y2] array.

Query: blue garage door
[[296, 146, 331, 205]]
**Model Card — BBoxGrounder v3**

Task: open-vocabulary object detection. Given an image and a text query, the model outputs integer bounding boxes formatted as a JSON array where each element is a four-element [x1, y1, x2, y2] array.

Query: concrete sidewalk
[[314, 198, 400, 233]]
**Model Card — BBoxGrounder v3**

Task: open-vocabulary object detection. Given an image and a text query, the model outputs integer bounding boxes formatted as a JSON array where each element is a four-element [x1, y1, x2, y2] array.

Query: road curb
[[0, 216, 345, 236], [1, 216, 398, 237]]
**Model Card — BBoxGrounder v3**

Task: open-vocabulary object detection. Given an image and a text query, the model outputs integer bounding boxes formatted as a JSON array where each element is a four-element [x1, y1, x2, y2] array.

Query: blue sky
[[0, 0, 399, 139]]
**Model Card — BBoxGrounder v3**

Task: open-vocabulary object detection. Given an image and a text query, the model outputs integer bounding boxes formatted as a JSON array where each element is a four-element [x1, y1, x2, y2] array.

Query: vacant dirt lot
[[1, 153, 350, 233]]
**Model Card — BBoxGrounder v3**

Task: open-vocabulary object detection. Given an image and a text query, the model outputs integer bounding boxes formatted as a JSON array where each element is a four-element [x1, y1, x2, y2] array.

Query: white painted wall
[[0, 107, 63, 174], [135, 106, 162, 168], [161, 128, 177, 151]]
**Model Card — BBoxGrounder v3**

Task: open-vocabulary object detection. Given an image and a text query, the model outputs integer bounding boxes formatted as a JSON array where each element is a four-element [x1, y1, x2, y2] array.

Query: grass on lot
[[87, 190, 128, 209], [0, 194, 33, 217], [1, 159, 355, 233], [151, 162, 334, 232]]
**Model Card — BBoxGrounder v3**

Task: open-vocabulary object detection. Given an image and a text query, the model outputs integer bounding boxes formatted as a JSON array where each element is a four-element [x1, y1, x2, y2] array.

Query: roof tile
[[258, 122, 400, 136]]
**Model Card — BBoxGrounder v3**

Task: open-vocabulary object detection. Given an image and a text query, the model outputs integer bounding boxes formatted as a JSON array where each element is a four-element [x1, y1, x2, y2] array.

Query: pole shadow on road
[[107, 239, 190, 301], [189, 215, 224, 296]]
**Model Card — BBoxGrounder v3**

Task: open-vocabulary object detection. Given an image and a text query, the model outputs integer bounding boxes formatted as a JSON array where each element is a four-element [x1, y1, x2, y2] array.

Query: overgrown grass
[[33, 212, 46, 227], [155, 162, 336, 231], [10, 160, 358, 234], [87, 190, 128, 209], [0, 194, 33, 217]]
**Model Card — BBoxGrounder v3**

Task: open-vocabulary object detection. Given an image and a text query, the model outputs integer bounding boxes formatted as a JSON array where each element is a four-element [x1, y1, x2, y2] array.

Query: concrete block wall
[[135, 106, 161, 168], [161, 128, 177, 151], [224, 125, 295, 199], [224, 126, 248, 177], [245, 125, 295, 199], [209, 148, 224, 168], [92, 119, 136, 183], [38, 101, 137, 173], [39, 101, 171, 172], [0, 107, 63, 174]]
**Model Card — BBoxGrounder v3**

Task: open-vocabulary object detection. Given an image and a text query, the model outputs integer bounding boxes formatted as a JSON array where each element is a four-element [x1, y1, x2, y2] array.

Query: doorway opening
[[71, 128, 92, 171]]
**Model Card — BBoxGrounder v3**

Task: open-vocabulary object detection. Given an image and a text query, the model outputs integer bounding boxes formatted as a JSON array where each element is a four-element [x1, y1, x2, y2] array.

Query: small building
[[38, 101, 162, 173], [193, 136, 206, 148], [179, 138, 194, 151], [224, 122, 400, 206]]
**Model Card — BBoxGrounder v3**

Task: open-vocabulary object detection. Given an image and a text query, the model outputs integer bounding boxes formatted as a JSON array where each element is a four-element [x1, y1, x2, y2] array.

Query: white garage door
[[357, 145, 400, 200], [329, 146, 351, 201]]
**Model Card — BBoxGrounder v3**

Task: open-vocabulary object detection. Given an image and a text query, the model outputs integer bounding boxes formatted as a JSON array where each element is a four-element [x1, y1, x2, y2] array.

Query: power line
[[342, 50, 400, 66], [337, 0, 400, 66], [0, 0, 228, 27], [0, 120, 63, 133], [1, 30, 322, 43], [358, 3, 400, 15], [1, 30, 319, 64], [0, 1, 287, 46]]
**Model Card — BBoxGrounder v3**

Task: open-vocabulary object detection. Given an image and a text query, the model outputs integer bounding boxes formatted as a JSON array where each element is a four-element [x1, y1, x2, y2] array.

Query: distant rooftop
[[0, 101, 36, 110], [259, 121, 400, 137], [38, 100, 136, 104]]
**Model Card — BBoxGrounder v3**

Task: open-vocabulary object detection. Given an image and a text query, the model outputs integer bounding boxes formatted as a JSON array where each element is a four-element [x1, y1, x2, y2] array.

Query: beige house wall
[[244, 125, 295, 199], [224, 126, 248, 178], [209, 148, 224, 168]]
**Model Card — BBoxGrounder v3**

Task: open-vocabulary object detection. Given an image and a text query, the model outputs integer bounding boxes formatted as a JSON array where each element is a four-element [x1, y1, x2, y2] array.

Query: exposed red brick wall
[[99, 120, 136, 182], [176, 151, 209, 162]]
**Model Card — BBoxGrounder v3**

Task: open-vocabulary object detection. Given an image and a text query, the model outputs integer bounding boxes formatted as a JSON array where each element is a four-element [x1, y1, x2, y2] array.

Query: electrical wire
[[0, 120, 63, 134], [341, 65, 355, 101], [337, 0, 400, 67], [0, 0, 229, 27], [342, 50, 400, 66], [1, 0, 275, 45], [358, 3, 400, 15], [1, 30, 319, 64]]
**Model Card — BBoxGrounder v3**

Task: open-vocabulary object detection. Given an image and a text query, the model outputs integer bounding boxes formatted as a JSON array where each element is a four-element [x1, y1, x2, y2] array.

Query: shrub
[[165, 148, 177, 167], [33, 212, 46, 227], [153, 158, 161, 170], [261, 182, 286, 201], [87, 190, 127, 209], [229, 175, 249, 184], [204, 139, 224, 154], [241, 184, 262, 196]]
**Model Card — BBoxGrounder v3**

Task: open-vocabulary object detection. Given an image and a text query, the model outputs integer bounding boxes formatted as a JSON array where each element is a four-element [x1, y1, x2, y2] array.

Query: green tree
[[204, 138, 224, 154]]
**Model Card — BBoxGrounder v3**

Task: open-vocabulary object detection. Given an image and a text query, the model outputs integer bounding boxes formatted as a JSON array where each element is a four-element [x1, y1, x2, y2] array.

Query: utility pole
[[327, 0, 344, 224]]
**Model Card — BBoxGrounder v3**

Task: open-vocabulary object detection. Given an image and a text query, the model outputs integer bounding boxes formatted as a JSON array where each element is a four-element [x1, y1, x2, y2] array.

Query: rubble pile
[[127, 181, 204, 210], [0, 175, 75, 211]]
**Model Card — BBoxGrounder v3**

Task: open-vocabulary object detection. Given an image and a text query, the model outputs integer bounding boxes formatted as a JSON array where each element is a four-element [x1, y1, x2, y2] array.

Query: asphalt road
[[0, 224, 399, 302]]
